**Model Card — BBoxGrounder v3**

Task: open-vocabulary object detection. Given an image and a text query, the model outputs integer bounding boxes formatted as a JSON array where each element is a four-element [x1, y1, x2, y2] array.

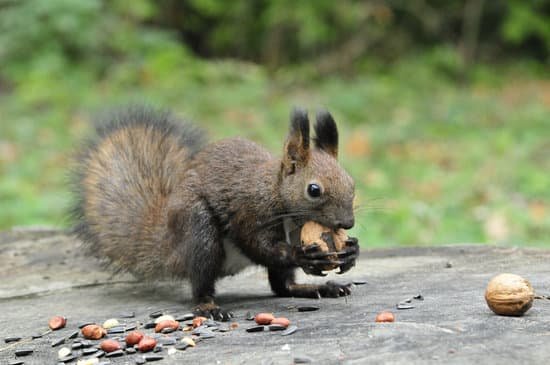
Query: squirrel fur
[[72, 105, 359, 319]]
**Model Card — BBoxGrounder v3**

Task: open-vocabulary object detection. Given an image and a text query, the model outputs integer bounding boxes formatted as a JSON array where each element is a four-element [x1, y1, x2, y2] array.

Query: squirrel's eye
[[307, 183, 322, 198]]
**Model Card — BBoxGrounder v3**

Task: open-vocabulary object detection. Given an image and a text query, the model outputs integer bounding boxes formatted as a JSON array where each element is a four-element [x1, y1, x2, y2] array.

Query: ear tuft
[[314, 110, 338, 158], [282, 107, 310, 175]]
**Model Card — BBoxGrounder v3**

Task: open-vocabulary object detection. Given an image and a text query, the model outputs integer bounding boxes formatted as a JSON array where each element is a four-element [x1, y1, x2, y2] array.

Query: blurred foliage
[[0, 0, 548, 246]]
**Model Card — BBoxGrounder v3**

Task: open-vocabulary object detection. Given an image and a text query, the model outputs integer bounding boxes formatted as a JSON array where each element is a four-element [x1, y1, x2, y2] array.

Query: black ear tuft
[[314, 110, 338, 157], [290, 107, 310, 150]]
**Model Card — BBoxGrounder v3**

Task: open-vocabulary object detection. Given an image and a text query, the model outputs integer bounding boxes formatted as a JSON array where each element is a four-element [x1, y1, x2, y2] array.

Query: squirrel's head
[[279, 108, 355, 230]]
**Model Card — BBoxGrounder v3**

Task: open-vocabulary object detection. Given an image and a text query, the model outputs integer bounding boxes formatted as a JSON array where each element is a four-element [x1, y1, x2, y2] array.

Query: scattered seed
[[81, 325, 106, 340], [158, 337, 176, 345], [352, 280, 368, 285], [271, 317, 290, 328], [413, 294, 424, 301], [126, 347, 137, 354], [80, 340, 94, 348], [294, 356, 313, 363], [15, 348, 34, 356], [102, 319, 120, 329], [49, 316, 67, 330], [268, 324, 287, 331], [180, 337, 195, 347], [31, 333, 43, 339], [154, 315, 175, 324], [175, 313, 194, 322], [105, 349, 124, 357], [153, 344, 163, 353], [78, 322, 95, 329], [107, 327, 125, 334], [125, 324, 137, 331], [246, 325, 266, 333], [245, 311, 254, 321], [137, 337, 157, 352], [66, 331, 79, 340], [375, 311, 395, 323], [149, 311, 163, 319], [119, 312, 135, 319], [445, 261, 453, 268], [76, 358, 99, 365], [82, 348, 99, 356], [58, 347, 72, 359], [144, 355, 164, 362], [4, 336, 22, 343], [51, 337, 66, 347], [100, 339, 121, 353], [192, 317, 207, 328], [59, 354, 77, 363], [72, 342, 83, 350], [297, 306, 319, 312], [281, 325, 298, 336], [160, 327, 175, 334], [396, 303, 415, 310], [175, 343, 190, 351], [126, 331, 144, 346], [8, 360, 24, 365], [135, 357, 146, 365], [91, 350, 105, 358], [143, 322, 156, 329], [198, 331, 215, 339]]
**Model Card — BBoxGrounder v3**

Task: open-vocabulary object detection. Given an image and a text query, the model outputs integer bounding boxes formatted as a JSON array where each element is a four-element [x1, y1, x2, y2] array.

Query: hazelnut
[[254, 313, 274, 325], [125, 331, 144, 346], [375, 311, 395, 323], [48, 316, 67, 330], [154, 319, 180, 333], [137, 336, 157, 352], [271, 317, 290, 328], [485, 273, 534, 316], [81, 324, 106, 340], [300, 221, 348, 271], [100, 339, 121, 353]]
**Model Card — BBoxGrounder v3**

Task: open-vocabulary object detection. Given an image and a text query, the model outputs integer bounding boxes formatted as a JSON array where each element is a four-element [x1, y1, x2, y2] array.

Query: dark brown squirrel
[[71, 106, 359, 320]]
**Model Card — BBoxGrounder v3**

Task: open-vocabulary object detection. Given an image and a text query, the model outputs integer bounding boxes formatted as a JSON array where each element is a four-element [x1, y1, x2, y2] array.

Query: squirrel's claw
[[193, 303, 233, 322], [336, 236, 360, 274]]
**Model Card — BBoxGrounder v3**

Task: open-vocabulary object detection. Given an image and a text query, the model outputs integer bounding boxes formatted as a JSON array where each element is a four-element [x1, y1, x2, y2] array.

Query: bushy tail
[[70, 106, 205, 277]]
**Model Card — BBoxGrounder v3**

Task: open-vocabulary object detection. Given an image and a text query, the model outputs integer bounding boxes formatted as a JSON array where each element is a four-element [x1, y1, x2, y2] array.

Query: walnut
[[485, 273, 534, 316], [300, 221, 347, 271]]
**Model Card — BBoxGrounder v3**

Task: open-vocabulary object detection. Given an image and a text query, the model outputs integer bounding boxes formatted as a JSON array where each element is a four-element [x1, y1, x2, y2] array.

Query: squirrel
[[71, 106, 359, 320]]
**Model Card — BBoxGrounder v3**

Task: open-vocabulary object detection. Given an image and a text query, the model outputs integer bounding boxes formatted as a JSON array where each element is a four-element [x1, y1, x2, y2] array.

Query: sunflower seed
[[125, 324, 137, 331], [8, 360, 24, 365], [144, 355, 164, 362], [119, 312, 135, 318], [4, 336, 21, 343], [105, 349, 124, 358], [143, 322, 156, 329], [297, 306, 319, 312], [82, 347, 99, 356], [149, 311, 163, 319], [352, 280, 368, 285], [52, 337, 66, 347], [59, 354, 77, 362], [281, 325, 298, 336], [294, 356, 313, 363], [413, 294, 424, 301], [396, 303, 415, 310], [174, 313, 194, 322], [135, 357, 146, 365], [245, 311, 254, 321], [268, 324, 287, 331], [15, 348, 34, 356], [246, 325, 266, 333], [126, 347, 136, 354], [67, 331, 79, 340]]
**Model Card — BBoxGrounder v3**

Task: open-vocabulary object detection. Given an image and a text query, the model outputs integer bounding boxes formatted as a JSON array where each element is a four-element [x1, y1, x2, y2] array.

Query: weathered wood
[[1, 228, 549, 364]]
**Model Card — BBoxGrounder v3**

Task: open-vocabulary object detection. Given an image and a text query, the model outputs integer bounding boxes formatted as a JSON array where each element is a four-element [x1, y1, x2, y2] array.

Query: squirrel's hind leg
[[168, 198, 232, 321], [268, 267, 353, 298]]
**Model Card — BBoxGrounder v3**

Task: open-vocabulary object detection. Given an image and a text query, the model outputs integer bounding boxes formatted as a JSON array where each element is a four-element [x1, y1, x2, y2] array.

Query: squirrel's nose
[[336, 218, 354, 230]]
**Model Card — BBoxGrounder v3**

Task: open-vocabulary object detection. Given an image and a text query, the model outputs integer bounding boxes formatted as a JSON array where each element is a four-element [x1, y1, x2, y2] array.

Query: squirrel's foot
[[284, 281, 353, 298], [193, 300, 233, 322]]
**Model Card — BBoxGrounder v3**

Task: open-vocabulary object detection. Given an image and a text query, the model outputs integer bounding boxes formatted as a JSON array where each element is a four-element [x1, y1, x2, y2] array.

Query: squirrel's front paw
[[292, 244, 339, 276], [335, 236, 360, 274], [193, 302, 233, 322]]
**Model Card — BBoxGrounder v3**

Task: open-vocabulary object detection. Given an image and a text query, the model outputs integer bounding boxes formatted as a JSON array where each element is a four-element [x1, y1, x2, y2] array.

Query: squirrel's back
[[71, 107, 205, 278]]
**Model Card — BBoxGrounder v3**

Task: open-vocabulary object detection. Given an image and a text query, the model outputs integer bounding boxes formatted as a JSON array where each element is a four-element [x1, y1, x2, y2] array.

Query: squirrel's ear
[[314, 110, 338, 158], [282, 107, 310, 175]]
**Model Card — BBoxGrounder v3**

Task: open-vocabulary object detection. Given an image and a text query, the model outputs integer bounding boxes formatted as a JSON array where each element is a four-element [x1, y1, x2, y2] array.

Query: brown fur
[[72, 106, 357, 318]]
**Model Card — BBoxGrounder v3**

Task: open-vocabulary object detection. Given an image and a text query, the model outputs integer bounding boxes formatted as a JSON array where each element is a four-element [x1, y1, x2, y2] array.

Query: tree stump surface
[[1, 228, 549, 364]]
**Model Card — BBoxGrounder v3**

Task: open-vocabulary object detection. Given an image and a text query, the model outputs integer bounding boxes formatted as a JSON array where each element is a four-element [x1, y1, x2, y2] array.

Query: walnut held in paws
[[300, 221, 348, 271]]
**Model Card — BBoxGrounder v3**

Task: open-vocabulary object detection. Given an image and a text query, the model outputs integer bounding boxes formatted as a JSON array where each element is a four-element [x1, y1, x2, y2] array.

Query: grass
[[0, 55, 548, 247]]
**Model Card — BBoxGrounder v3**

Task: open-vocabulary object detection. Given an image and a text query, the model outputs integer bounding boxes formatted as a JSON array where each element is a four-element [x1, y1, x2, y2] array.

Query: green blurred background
[[0, 0, 548, 246]]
